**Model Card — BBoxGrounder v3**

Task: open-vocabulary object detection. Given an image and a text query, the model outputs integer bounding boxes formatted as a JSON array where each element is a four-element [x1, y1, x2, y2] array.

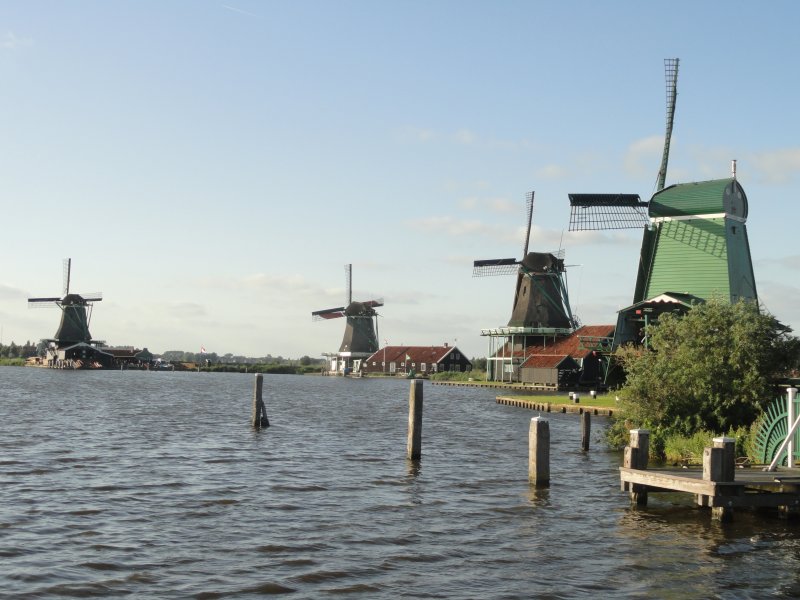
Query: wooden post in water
[[623, 429, 649, 505], [407, 379, 423, 460], [703, 437, 735, 521], [252, 373, 270, 428], [581, 411, 591, 451], [713, 437, 736, 482], [528, 417, 550, 486]]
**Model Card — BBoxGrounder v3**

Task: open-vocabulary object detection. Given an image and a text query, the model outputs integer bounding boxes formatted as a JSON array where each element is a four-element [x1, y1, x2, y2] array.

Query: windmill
[[472, 192, 580, 382], [567, 58, 757, 349], [473, 191, 577, 332], [28, 258, 110, 367], [312, 264, 383, 374]]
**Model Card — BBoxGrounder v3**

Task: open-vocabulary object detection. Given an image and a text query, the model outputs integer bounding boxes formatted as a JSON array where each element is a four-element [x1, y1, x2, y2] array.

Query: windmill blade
[[656, 58, 679, 192], [79, 292, 103, 301], [28, 297, 61, 307], [312, 306, 346, 321], [363, 298, 384, 309], [472, 258, 520, 277], [523, 191, 534, 256], [568, 193, 649, 231], [63, 258, 71, 296], [344, 263, 352, 306]]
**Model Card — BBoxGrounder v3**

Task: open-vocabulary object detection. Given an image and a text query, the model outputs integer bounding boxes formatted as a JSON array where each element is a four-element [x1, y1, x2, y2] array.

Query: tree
[[610, 299, 800, 448]]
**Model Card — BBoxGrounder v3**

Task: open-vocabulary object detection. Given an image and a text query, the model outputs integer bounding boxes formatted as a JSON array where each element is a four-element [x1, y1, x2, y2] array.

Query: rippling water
[[3, 367, 800, 598]]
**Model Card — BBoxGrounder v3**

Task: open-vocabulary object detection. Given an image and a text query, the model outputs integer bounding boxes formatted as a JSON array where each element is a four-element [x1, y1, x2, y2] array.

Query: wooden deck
[[620, 466, 800, 510]]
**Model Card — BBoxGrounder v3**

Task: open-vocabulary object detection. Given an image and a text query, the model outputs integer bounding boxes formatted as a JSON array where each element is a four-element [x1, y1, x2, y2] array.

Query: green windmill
[[567, 59, 758, 349]]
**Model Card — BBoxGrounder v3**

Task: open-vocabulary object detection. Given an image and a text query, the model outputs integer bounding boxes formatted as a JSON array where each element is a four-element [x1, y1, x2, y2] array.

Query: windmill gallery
[[25, 59, 762, 385]]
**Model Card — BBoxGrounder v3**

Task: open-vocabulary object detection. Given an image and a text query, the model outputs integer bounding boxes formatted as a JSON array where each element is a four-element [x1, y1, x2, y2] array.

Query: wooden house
[[362, 343, 472, 376]]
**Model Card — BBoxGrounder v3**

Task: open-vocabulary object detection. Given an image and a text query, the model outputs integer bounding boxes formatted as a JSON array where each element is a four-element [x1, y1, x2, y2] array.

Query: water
[[2, 367, 800, 598]]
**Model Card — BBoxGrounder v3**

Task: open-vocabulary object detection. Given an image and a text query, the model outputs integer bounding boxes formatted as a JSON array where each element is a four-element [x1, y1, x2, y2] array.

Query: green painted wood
[[644, 217, 731, 301], [649, 178, 747, 218]]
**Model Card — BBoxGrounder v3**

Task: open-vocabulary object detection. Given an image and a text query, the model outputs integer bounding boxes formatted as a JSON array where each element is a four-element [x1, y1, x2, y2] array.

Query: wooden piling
[[703, 437, 735, 521], [252, 373, 269, 428], [581, 411, 591, 451], [623, 429, 649, 505], [712, 437, 736, 482], [528, 417, 550, 486], [407, 379, 423, 460]]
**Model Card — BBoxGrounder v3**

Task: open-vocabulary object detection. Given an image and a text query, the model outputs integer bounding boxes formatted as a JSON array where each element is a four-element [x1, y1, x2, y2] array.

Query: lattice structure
[[568, 194, 649, 231], [657, 58, 680, 192], [472, 258, 519, 277]]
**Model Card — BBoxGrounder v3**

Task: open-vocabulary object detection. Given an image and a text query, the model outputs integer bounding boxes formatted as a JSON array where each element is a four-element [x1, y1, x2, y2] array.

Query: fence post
[[528, 417, 550, 486], [407, 379, 423, 460]]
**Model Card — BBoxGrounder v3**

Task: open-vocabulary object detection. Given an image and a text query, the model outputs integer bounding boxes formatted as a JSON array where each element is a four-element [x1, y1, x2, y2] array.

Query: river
[[2, 367, 799, 598]]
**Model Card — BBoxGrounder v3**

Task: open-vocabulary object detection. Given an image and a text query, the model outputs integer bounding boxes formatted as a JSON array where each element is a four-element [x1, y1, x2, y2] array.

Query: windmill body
[[612, 176, 757, 347], [507, 252, 575, 330], [312, 264, 383, 375]]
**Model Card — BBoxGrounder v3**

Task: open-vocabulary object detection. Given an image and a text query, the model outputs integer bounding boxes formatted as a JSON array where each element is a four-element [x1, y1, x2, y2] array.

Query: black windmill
[[473, 192, 577, 334], [28, 258, 110, 367], [312, 264, 383, 372]]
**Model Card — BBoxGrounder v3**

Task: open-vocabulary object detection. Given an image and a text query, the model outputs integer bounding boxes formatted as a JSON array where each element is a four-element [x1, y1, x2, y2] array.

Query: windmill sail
[[657, 58, 679, 192]]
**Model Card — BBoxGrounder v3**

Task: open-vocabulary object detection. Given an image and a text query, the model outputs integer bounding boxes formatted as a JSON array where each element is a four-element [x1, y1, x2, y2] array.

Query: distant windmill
[[28, 258, 103, 347], [473, 191, 577, 331], [312, 264, 383, 356]]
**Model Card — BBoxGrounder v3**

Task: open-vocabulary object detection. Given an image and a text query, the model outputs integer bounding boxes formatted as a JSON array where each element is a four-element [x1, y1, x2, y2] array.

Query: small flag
[[200, 346, 206, 354], [405, 354, 411, 361]]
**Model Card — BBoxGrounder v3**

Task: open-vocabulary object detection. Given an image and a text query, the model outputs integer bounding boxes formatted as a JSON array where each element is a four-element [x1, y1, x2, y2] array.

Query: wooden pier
[[496, 396, 613, 417], [621, 430, 800, 521]]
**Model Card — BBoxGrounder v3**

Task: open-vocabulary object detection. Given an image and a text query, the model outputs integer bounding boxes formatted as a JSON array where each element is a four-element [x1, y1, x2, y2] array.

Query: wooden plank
[[620, 467, 720, 495], [707, 493, 800, 509]]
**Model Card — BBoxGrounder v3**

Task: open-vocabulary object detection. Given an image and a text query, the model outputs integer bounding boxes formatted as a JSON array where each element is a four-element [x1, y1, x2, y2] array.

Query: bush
[[429, 370, 485, 382], [607, 299, 800, 457]]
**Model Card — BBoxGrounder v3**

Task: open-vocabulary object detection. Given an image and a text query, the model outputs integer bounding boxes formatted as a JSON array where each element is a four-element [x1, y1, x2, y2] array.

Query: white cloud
[[408, 215, 506, 238], [453, 129, 477, 145], [624, 135, 664, 178], [164, 302, 207, 318], [396, 126, 437, 143], [772, 255, 800, 271], [750, 148, 800, 184], [221, 4, 259, 17], [535, 164, 569, 180], [0, 283, 28, 300], [2, 31, 33, 50], [457, 196, 516, 213]]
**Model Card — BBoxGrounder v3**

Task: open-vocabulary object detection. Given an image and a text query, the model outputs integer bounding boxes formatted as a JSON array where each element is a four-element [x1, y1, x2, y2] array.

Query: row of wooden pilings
[[250, 375, 590, 486]]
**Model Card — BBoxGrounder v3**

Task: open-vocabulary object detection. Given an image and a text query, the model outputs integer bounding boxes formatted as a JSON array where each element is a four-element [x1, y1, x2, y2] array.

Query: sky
[[2, 1, 800, 360]]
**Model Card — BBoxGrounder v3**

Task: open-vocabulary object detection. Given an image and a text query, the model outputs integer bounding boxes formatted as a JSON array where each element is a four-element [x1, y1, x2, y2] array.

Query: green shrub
[[429, 370, 485, 382]]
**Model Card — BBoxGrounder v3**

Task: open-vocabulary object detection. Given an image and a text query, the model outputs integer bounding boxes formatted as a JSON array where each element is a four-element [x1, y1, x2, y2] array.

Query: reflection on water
[[2, 367, 800, 597]]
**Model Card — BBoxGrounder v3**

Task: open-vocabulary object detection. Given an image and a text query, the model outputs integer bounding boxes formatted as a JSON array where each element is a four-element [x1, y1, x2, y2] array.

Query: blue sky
[[2, 1, 800, 360]]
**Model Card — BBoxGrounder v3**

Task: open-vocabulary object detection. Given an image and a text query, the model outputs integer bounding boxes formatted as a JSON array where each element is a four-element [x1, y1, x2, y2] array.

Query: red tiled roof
[[520, 354, 578, 369], [524, 325, 615, 360], [364, 345, 468, 365]]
